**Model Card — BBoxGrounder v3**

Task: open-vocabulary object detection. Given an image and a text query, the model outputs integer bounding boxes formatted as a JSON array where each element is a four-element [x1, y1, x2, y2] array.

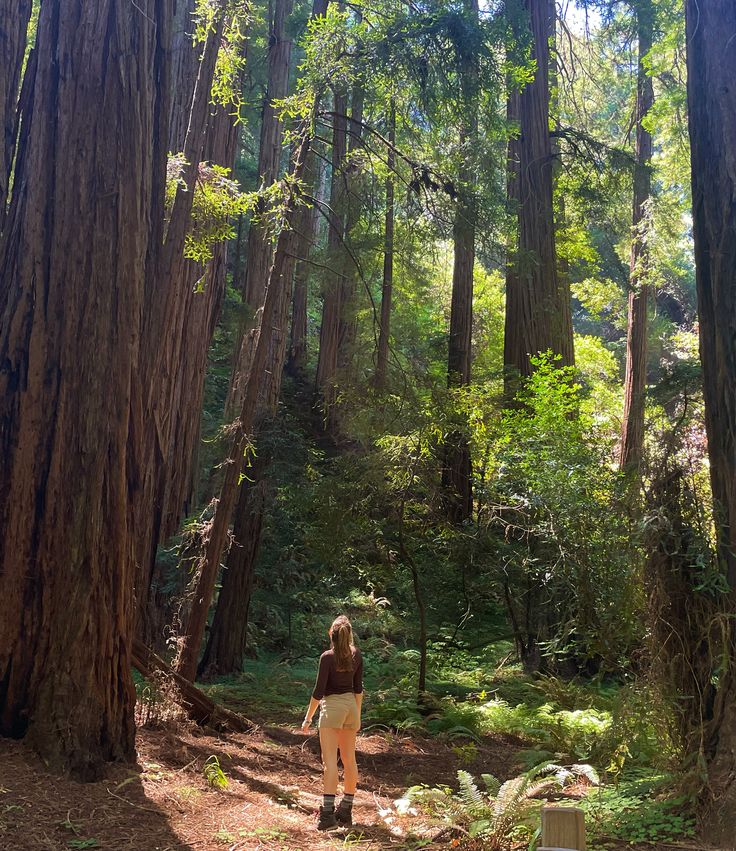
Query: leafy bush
[[397, 763, 597, 849]]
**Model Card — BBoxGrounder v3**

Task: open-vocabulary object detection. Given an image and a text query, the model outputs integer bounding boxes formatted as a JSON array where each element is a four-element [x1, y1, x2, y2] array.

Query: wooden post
[[539, 805, 586, 851]]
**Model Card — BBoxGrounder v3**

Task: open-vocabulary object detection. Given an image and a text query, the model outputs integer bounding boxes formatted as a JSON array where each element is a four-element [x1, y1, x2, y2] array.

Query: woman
[[301, 615, 363, 830]]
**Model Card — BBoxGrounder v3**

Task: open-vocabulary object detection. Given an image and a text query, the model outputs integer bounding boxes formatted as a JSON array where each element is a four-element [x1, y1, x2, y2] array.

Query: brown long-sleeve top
[[312, 647, 363, 700]]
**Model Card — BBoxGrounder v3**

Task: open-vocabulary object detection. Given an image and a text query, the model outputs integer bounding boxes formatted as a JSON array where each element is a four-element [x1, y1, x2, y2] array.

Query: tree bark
[[684, 1, 736, 839], [176, 114, 316, 682], [504, 0, 574, 388], [226, 0, 294, 416], [243, 0, 294, 308], [0, 0, 169, 777], [375, 101, 396, 390], [0, 0, 32, 220], [619, 0, 654, 472], [287, 160, 322, 374], [315, 88, 349, 432], [132, 3, 232, 623], [442, 0, 477, 523], [197, 454, 268, 675]]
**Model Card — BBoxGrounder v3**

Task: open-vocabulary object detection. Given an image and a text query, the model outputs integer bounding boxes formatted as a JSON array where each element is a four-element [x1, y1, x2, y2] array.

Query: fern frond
[[492, 775, 528, 819], [571, 762, 600, 786], [456, 770, 487, 816], [481, 773, 501, 796], [526, 777, 562, 798]]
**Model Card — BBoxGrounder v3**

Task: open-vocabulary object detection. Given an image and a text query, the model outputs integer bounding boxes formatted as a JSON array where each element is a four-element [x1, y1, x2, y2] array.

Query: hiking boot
[[335, 801, 353, 826], [317, 806, 338, 831]]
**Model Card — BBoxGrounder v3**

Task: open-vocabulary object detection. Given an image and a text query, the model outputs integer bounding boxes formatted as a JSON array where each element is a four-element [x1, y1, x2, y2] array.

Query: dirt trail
[[0, 723, 519, 850], [0, 725, 707, 850]]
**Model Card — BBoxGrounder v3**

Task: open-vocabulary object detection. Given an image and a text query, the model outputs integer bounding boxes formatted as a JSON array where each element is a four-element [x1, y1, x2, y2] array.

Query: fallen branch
[[132, 639, 254, 734]]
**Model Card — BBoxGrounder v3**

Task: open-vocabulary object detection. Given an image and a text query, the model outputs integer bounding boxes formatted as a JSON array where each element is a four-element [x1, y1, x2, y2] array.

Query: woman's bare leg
[[319, 727, 340, 794], [337, 729, 358, 794]]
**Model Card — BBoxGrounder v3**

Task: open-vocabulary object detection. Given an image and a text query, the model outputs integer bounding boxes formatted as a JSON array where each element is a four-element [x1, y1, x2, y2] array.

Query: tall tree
[[287, 157, 323, 374], [315, 87, 349, 431], [228, 0, 293, 415], [0, 0, 169, 776], [176, 108, 318, 682], [132, 2, 237, 631], [619, 0, 654, 471], [684, 0, 736, 835], [504, 0, 574, 390], [374, 101, 396, 389], [442, 0, 478, 523]]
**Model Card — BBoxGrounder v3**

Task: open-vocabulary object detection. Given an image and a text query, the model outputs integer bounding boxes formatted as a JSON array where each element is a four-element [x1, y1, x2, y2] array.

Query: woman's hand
[[301, 716, 312, 733]]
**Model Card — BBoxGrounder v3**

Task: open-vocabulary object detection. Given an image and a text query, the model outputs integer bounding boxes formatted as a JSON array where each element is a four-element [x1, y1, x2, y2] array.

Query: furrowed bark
[[504, 0, 574, 387], [442, 0, 477, 523], [684, 1, 736, 840], [0, 0, 32, 220], [227, 0, 294, 416], [375, 101, 396, 390], [0, 0, 169, 777], [176, 116, 316, 682], [132, 3, 233, 628], [619, 0, 654, 472]]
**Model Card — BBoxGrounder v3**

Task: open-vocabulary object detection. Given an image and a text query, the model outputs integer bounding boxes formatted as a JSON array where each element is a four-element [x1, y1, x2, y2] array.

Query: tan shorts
[[318, 693, 360, 730]]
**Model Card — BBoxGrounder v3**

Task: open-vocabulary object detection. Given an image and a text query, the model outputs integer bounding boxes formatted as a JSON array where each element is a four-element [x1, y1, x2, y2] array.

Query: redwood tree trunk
[[442, 0, 477, 523], [619, 0, 654, 472], [0, 0, 31, 217], [684, 1, 736, 839], [198, 454, 268, 675], [0, 0, 168, 777], [243, 0, 293, 308], [287, 169, 320, 373], [315, 88, 349, 431], [227, 0, 294, 416], [375, 101, 396, 390], [201, 147, 324, 676], [504, 0, 573, 386], [133, 5, 238, 641], [176, 116, 316, 681]]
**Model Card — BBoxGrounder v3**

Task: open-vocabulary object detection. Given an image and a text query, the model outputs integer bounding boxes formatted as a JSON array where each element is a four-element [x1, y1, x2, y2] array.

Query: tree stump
[[539, 805, 586, 851]]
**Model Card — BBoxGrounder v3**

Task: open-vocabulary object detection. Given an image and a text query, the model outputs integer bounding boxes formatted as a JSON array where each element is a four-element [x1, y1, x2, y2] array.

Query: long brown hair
[[330, 615, 355, 672]]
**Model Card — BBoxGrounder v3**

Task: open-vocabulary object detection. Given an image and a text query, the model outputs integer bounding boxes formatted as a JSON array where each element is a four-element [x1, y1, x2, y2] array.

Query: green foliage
[[400, 763, 596, 849], [583, 772, 696, 847], [166, 156, 256, 265], [203, 755, 229, 790]]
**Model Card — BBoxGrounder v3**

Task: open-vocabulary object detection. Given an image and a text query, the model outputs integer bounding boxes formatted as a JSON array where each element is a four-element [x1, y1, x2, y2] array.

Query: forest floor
[[0, 714, 716, 851]]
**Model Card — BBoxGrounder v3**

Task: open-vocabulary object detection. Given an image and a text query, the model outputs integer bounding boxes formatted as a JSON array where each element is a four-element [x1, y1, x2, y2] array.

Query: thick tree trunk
[[315, 88, 349, 431], [685, 2, 736, 840], [243, 0, 293, 308], [287, 173, 320, 373], [442, 0, 477, 523], [504, 89, 522, 398], [0, 0, 32, 219], [132, 4, 232, 618], [201, 146, 325, 676], [375, 102, 396, 390], [0, 0, 168, 777], [176, 117, 316, 681], [198, 455, 268, 675], [227, 0, 294, 416], [504, 0, 573, 386], [336, 83, 366, 374], [619, 0, 654, 472]]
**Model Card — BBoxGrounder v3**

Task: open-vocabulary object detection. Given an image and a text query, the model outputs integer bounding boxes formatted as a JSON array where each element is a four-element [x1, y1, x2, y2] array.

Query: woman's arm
[[301, 696, 320, 733]]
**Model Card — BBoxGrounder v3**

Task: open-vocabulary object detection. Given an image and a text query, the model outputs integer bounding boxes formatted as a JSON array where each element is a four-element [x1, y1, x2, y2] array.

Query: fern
[[457, 769, 487, 816], [481, 773, 501, 796], [571, 762, 600, 786]]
